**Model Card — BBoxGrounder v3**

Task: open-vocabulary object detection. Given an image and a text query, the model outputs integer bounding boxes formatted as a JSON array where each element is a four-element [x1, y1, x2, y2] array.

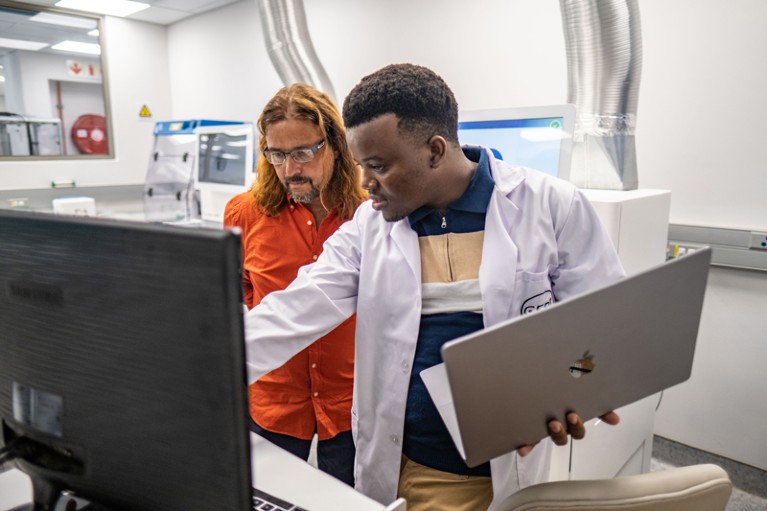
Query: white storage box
[[52, 197, 96, 217]]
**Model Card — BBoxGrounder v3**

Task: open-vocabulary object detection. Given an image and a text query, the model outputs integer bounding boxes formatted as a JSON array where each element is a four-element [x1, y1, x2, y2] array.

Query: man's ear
[[427, 135, 448, 168]]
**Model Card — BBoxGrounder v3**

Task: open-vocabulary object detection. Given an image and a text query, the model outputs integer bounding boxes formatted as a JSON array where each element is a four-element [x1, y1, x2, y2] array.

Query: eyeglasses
[[263, 140, 325, 165]]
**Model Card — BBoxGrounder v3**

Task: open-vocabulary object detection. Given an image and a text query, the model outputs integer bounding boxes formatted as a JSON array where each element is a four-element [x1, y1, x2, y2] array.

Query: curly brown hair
[[252, 83, 366, 219], [342, 63, 460, 145]]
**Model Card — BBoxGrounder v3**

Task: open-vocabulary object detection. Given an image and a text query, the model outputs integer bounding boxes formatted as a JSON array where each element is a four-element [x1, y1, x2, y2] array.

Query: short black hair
[[342, 63, 460, 144]]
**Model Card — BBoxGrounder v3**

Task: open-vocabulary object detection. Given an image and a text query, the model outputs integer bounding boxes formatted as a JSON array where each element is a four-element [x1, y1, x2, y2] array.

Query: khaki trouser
[[397, 456, 493, 511]]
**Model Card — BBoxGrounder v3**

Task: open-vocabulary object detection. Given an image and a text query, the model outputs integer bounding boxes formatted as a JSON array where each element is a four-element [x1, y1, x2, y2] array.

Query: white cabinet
[[582, 189, 672, 277], [549, 188, 672, 481]]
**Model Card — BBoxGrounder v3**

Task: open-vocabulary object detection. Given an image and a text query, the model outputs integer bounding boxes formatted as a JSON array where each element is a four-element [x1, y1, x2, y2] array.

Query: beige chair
[[498, 464, 732, 511]]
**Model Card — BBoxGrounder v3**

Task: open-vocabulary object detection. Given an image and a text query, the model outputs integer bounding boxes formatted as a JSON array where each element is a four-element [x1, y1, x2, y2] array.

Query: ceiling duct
[[560, 0, 642, 190], [257, 0, 337, 103]]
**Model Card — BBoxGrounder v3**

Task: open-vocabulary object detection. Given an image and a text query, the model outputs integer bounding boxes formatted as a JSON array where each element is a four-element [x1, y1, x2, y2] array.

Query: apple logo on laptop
[[569, 351, 595, 379]]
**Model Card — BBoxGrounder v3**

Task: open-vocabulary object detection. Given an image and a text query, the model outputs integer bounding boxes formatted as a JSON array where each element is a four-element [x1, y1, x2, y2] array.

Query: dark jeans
[[250, 419, 355, 486]]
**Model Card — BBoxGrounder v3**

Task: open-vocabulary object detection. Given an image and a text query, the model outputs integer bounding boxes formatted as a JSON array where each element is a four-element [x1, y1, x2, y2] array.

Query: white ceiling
[[0, 1, 241, 98], [9, 0, 243, 25]]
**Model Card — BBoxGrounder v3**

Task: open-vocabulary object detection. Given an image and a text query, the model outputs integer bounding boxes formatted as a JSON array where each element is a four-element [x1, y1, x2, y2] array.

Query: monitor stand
[[10, 497, 108, 511], [9, 479, 108, 511]]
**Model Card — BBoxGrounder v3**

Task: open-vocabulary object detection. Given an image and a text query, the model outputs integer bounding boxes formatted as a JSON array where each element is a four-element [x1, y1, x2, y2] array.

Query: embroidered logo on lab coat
[[520, 290, 553, 315]]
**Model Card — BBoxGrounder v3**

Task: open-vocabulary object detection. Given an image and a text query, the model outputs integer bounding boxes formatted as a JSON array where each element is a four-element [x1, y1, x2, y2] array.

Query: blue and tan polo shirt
[[403, 146, 494, 476]]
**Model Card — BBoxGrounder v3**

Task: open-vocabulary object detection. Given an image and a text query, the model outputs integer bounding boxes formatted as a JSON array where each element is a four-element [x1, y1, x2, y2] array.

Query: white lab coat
[[244, 148, 625, 509]]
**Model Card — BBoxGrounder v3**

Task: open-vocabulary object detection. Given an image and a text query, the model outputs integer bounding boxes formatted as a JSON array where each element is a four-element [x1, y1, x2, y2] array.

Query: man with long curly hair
[[224, 83, 365, 486]]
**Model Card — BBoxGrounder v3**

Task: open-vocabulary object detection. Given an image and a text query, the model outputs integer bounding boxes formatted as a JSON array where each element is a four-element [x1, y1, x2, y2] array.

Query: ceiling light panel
[[30, 12, 98, 29], [55, 0, 150, 18], [0, 36, 49, 51], [51, 40, 101, 55]]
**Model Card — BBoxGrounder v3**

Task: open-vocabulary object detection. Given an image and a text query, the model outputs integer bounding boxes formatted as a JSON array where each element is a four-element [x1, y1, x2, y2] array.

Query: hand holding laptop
[[516, 411, 621, 457], [424, 249, 711, 467]]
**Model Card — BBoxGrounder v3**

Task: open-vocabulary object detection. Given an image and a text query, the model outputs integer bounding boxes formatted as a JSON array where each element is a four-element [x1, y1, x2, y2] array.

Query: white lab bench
[[0, 434, 405, 511]]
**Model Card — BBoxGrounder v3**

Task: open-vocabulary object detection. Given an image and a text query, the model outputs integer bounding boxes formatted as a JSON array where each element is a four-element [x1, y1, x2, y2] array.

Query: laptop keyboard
[[252, 487, 309, 511]]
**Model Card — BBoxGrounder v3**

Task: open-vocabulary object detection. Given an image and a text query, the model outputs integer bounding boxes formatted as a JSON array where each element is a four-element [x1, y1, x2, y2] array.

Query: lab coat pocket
[[513, 270, 554, 317]]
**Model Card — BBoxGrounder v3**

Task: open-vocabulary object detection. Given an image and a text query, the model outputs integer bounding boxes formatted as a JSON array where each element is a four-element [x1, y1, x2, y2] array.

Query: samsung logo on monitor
[[6, 281, 64, 306]]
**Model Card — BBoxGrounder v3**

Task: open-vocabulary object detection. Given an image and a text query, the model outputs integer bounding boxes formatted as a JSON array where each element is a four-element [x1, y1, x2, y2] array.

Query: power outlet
[[749, 231, 767, 250], [666, 242, 704, 259]]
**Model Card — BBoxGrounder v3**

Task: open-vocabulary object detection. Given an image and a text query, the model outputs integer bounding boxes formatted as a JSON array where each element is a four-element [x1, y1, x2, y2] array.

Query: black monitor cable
[[0, 437, 36, 466]]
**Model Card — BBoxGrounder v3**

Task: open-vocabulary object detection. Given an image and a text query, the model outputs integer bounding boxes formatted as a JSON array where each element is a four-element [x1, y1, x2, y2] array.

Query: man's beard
[[284, 176, 320, 203]]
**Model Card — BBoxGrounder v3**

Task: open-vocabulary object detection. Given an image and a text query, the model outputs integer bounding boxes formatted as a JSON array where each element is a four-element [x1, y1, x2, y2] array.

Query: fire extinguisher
[[71, 114, 108, 155]]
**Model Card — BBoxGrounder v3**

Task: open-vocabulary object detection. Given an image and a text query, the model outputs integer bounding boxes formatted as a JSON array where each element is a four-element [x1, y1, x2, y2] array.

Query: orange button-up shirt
[[224, 192, 356, 440]]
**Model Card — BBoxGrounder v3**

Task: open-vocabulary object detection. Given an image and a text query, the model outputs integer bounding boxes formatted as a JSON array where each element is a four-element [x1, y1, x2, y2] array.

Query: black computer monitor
[[0, 210, 251, 511]]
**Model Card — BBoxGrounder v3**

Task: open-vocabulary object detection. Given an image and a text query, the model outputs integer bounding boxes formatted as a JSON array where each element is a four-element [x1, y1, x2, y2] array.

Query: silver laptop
[[422, 248, 712, 467]]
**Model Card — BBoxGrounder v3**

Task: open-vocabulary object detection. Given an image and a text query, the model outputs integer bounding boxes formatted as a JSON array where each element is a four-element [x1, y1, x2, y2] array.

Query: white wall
[[1, 53, 24, 115], [639, 0, 767, 232], [0, 16, 171, 190], [166, 0, 281, 122], [654, 265, 767, 470], [305, 0, 568, 112], [17, 51, 102, 119], [166, 0, 568, 124]]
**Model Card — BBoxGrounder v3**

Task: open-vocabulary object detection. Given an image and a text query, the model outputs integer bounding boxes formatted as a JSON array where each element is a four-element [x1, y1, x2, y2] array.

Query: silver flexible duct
[[257, 0, 337, 103], [560, 0, 642, 190]]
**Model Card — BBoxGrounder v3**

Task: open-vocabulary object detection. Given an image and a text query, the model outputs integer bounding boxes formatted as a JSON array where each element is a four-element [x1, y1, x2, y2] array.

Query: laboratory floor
[[650, 435, 767, 511]]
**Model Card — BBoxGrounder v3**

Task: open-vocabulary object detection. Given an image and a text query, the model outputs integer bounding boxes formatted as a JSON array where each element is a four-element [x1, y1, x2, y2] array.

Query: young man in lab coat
[[244, 64, 624, 510]]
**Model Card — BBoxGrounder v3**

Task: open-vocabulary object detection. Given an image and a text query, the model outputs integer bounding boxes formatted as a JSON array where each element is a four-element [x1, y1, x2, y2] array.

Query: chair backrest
[[498, 464, 732, 511]]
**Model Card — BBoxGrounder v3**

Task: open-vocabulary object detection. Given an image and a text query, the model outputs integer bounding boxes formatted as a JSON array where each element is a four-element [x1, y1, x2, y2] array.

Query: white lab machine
[[458, 104, 576, 181], [143, 119, 247, 223], [194, 123, 256, 224]]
